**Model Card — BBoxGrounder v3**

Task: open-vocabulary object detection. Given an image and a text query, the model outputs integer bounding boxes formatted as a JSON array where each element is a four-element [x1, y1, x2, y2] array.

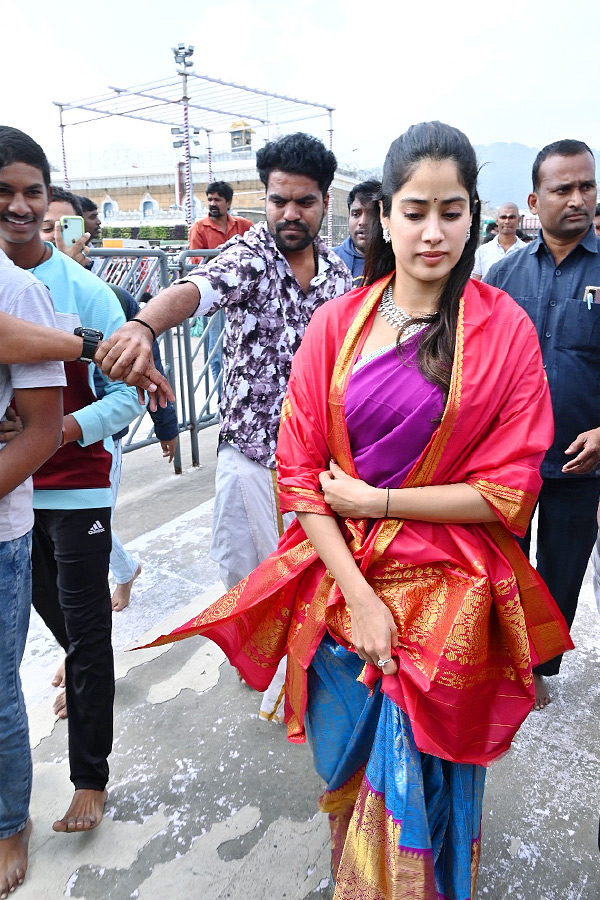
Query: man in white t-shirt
[[0, 248, 65, 899], [472, 202, 526, 280], [0, 265, 166, 898]]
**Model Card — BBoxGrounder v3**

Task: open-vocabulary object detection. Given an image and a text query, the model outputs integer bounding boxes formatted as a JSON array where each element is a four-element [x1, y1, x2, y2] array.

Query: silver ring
[[377, 657, 392, 668]]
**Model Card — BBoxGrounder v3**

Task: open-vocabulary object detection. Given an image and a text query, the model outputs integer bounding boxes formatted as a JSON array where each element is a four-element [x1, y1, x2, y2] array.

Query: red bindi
[[433, 198, 438, 203]]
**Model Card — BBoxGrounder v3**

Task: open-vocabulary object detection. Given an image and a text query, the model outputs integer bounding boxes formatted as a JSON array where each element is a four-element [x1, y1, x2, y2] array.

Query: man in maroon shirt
[[188, 181, 252, 251]]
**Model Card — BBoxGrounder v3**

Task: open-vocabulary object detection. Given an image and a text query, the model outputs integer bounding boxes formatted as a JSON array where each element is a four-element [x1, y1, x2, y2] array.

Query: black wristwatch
[[74, 326, 103, 363]]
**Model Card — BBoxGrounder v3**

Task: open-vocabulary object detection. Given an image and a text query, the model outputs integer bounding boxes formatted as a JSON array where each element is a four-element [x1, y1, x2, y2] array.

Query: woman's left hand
[[319, 461, 384, 518]]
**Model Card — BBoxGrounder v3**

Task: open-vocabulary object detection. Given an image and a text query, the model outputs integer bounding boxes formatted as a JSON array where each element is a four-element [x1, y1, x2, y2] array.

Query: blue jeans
[[0, 532, 33, 839]]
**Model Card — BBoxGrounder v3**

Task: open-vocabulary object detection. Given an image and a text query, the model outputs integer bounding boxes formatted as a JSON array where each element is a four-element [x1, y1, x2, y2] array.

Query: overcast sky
[[3, 0, 597, 177]]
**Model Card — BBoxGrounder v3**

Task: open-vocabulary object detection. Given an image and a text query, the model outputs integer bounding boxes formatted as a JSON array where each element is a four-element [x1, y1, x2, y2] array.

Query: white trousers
[[210, 443, 292, 722], [210, 443, 293, 588]]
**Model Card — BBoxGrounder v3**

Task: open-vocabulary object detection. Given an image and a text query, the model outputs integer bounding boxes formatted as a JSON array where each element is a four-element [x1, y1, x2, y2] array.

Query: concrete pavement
[[19, 426, 600, 899]]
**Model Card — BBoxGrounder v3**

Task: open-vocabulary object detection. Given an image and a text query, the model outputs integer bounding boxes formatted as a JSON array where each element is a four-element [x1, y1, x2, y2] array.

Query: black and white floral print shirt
[[183, 221, 352, 469]]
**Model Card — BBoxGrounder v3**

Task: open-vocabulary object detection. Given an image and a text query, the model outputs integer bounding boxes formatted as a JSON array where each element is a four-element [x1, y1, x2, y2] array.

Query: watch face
[[75, 327, 103, 341]]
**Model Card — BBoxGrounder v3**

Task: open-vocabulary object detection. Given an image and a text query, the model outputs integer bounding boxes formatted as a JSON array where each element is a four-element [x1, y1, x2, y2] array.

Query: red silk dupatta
[[145, 275, 572, 766]]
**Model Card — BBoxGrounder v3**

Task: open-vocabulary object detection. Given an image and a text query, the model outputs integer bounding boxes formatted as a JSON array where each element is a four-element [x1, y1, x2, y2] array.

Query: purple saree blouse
[[345, 334, 444, 489]]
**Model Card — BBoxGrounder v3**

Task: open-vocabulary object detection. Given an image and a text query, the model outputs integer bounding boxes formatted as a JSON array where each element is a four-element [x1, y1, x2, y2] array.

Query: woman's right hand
[[346, 585, 399, 675], [295, 511, 399, 677]]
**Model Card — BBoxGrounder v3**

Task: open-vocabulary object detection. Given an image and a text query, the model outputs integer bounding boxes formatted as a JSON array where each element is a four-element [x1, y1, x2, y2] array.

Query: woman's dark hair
[[363, 121, 480, 397], [0, 126, 51, 189]]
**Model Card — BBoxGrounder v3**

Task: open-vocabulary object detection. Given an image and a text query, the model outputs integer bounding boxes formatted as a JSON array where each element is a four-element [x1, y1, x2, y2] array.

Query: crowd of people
[[1, 118, 599, 900]]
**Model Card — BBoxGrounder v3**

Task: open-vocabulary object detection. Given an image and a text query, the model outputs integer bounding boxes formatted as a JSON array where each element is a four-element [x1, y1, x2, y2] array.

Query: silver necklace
[[379, 284, 437, 341]]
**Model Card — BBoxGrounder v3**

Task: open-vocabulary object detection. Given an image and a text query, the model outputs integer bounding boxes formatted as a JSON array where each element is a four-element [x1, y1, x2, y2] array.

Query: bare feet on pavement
[[52, 659, 68, 719], [0, 820, 32, 899], [111, 563, 142, 611], [52, 789, 108, 833], [52, 659, 65, 689], [533, 673, 550, 710], [53, 690, 67, 719]]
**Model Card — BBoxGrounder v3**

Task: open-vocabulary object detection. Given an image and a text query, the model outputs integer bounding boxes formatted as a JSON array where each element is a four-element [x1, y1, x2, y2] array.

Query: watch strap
[[79, 336, 99, 362], [74, 327, 103, 363]]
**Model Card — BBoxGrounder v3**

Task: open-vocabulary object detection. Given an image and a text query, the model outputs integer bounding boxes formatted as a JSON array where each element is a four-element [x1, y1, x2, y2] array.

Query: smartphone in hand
[[60, 215, 86, 246]]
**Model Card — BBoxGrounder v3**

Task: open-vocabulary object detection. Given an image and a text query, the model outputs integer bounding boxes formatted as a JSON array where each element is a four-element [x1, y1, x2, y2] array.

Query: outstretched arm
[[0, 313, 173, 406], [0, 312, 83, 363], [96, 282, 200, 382]]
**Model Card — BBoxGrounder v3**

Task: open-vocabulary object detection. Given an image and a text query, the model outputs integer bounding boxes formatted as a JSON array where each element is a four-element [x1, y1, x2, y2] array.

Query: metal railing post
[[182, 318, 200, 466], [87, 246, 223, 467]]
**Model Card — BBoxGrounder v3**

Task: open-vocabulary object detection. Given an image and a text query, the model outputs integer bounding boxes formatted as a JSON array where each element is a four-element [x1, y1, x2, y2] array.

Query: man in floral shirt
[[98, 131, 351, 595]]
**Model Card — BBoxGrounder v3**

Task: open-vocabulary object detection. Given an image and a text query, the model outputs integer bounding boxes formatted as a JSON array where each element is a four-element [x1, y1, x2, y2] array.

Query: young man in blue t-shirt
[[0, 250, 65, 898]]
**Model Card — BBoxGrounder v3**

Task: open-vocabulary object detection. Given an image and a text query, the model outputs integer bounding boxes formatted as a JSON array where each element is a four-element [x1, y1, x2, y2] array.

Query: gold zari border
[[334, 779, 482, 900], [471, 478, 535, 535]]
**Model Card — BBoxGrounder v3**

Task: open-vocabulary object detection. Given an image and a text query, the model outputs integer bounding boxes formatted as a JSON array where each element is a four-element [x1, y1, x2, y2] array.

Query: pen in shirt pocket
[[583, 286, 600, 309]]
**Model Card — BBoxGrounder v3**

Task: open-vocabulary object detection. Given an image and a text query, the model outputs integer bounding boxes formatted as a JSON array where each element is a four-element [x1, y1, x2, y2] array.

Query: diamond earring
[[465, 228, 471, 243], [383, 227, 391, 243]]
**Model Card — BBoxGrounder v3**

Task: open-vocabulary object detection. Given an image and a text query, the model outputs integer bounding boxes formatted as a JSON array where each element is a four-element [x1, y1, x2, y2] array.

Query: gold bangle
[[385, 487, 390, 517]]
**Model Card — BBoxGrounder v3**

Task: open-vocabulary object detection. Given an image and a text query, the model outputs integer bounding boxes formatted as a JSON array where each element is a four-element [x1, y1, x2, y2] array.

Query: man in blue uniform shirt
[[486, 139, 600, 709]]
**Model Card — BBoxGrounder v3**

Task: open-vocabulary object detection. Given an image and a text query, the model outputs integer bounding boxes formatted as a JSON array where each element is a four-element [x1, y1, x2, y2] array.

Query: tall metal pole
[[57, 104, 70, 189], [173, 44, 195, 228], [327, 109, 334, 247], [182, 69, 194, 228], [206, 130, 213, 182]]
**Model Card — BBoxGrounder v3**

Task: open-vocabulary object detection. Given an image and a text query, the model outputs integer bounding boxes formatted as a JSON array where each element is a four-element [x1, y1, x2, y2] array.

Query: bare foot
[[53, 690, 67, 719], [52, 659, 65, 688], [533, 673, 550, 710], [111, 563, 142, 611], [0, 820, 32, 899], [52, 789, 108, 833]]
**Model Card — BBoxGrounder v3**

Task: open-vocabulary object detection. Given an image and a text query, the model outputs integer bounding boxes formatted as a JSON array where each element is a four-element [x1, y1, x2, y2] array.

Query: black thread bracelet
[[132, 318, 157, 342], [385, 487, 390, 517]]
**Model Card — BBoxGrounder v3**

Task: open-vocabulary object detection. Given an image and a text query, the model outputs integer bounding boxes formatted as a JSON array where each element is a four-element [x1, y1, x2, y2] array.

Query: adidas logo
[[88, 520, 106, 535]]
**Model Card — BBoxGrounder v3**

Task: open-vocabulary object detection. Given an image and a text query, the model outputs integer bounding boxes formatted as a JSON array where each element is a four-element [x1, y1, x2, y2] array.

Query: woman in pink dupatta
[[147, 123, 571, 899]]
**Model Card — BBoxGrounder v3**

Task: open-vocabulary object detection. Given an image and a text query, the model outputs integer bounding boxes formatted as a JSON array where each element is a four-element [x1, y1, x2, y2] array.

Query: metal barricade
[[172, 250, 222, 468], [88, 247, 224, 473]]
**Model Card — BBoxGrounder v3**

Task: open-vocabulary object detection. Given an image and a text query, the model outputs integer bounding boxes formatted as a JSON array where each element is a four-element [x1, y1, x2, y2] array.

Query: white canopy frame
[[54, 52, 335, 237]]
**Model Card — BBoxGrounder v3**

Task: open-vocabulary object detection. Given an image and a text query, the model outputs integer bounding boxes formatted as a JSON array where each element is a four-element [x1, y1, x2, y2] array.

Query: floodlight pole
[[327, 109, 334, 247], [206, 130, 213, 183], [182, 81, 193, 228], [55, 103, 70, 189], [173, 44, 195, 229]]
